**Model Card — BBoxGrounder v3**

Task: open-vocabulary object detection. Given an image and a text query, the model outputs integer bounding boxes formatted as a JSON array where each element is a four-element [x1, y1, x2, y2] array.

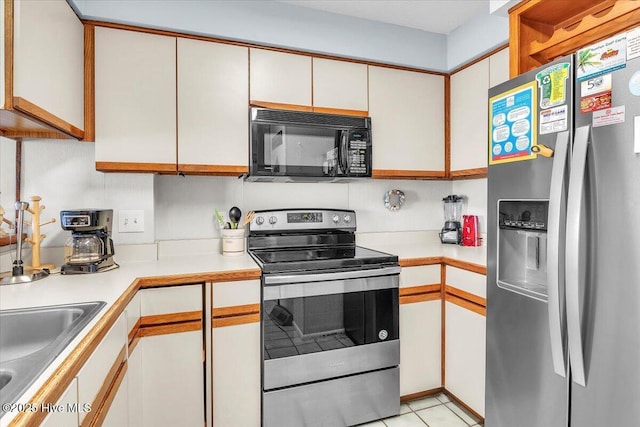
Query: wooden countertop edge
[[7, 256, 485, 426]]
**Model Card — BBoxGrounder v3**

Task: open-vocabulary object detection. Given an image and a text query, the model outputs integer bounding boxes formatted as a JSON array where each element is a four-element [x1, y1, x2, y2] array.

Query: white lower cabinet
[[76, 314, 127, 426], [101, 367, 129, 427], [41, 378, 79, 427], [138, 330, 204, 427], [399, 299, 441, 396], [445, 302, 486, 417], [213, 321, 261, 427]]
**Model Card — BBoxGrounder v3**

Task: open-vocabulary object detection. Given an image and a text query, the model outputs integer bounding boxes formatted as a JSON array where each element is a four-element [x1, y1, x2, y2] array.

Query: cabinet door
[[76, 314, 127, 426], [450, 58, 490, 172], [368, 66, 444, 173], [94, 27, 176, 170], [249, 48, 311, 106], [489, 48, 510, 88], [140, 330, 204, 427], [312, 58, 368, 112], [177, 38, 249, 173], [213, 321, 261, 427], [445, 302, 486, 417], [12, 0, 84, 131], [101, 366, 129, 427], [399, 299, 441, 396], [41, 378, 79, 427]]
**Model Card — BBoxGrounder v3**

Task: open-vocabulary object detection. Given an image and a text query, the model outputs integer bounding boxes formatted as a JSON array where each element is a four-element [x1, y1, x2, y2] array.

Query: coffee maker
[[440, 195, 463, 244], [60, 209, 116, 274]]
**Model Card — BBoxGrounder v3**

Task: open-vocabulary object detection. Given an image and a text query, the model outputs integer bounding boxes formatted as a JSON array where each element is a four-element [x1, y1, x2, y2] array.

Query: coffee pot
[[61, 209, 116, 274]]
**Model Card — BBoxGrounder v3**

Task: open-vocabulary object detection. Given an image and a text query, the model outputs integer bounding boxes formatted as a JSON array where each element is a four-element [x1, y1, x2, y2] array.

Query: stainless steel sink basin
[[0, 301, 106, 419]]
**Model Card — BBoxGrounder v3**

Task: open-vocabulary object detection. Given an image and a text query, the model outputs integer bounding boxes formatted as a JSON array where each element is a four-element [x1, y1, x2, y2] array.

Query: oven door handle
[[263, 265, 401, 286]]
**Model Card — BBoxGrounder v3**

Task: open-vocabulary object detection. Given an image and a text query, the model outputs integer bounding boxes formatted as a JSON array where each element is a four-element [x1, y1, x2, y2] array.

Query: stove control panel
[[250, 209, 356, 232]]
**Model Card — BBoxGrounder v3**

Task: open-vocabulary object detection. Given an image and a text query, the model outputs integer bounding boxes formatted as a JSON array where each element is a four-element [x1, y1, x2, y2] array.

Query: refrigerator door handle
[[547, 131, 570, 378], [565, 125, 591, 387]]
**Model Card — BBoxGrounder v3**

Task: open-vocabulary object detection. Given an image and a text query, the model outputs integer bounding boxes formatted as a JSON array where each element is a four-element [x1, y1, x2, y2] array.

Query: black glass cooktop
[[250, 245, 398, 274]]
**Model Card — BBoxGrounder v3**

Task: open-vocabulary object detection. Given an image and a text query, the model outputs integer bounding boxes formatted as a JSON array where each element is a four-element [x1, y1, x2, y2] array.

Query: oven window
[[263, 288, 399, 360]]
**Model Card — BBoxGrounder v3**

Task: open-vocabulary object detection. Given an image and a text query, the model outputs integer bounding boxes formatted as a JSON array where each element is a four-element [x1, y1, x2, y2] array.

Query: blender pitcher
[[440, 195, 463, 244]]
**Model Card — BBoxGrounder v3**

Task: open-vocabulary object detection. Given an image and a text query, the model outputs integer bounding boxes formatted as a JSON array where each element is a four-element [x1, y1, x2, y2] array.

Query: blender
[[440, 195, 463, 244]]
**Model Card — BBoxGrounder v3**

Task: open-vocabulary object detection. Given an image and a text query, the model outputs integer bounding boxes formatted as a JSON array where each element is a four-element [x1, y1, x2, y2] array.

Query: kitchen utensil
[[214, 208, 226, 229], [383, 189, 406, 211], [60, 209, 116, 274], [462, 214, 480, 246], [229, 206, 242, 229], [440, 195, 463, 244], [241, 211, 255, 228]]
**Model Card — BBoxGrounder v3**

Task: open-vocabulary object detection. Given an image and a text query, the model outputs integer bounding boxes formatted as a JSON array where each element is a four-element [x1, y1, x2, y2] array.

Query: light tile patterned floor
[[358, 393, 483, 427]]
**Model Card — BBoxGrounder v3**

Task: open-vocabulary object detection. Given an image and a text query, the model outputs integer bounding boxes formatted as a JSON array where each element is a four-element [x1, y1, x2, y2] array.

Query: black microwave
[[247, 107, 372, 182]]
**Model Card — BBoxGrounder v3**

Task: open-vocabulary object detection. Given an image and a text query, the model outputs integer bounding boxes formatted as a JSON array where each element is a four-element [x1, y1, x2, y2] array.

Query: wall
[[447, 12, 509, 71], [71, 0, 448, 72]]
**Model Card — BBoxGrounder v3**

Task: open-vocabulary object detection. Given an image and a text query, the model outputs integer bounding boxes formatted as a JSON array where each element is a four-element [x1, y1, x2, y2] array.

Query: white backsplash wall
[[452, 178, 488, 234], [16, 139, 155, 247], [154, 175, 452, 240]]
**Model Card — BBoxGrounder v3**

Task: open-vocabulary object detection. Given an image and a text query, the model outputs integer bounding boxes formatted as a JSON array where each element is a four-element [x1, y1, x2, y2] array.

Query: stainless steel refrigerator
[[486, 29, 640, 427]]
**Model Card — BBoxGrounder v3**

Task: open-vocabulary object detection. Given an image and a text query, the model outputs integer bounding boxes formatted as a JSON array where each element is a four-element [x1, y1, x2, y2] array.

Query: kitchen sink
[[0, 301, 106, 419]]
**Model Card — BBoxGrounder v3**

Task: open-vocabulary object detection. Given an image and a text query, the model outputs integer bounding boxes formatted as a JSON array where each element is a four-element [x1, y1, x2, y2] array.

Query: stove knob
[[343, 214, 352, 223], [269, 215, 277, 225], [255, 216, 264, 225], [332, 214, 340, 223]]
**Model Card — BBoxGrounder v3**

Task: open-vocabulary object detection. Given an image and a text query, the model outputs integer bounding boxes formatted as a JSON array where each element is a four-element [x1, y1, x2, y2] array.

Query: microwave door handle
[[339, 131, 349, 174]]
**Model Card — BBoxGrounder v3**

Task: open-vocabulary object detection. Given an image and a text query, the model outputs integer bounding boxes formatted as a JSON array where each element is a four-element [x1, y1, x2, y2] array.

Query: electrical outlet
[[119, 210, 144, 233]]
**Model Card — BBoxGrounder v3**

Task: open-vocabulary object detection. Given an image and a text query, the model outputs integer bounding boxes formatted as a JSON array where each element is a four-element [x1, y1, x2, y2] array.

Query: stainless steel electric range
[[248, 208, 401, 427]]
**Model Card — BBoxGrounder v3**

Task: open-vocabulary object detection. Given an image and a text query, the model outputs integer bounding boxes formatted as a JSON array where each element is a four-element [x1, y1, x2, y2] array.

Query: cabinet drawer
[[400, 265, 441, 288], [446, 266, 486, 298], [139, 284, 203, 315], [76, 314, 126, 424], [212, 280, 260, 308]]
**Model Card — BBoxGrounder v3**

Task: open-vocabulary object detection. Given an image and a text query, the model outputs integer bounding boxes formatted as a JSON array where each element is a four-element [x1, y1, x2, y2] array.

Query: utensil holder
[[221, 229, 245, 256]]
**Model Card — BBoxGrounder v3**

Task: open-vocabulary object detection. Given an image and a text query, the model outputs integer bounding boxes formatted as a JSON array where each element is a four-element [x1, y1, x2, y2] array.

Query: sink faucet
[[12, 201, 29, 276]]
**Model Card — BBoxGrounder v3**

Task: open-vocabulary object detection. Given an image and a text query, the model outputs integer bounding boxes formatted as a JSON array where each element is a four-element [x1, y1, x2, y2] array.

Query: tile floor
[[358, 393, 483, 427]]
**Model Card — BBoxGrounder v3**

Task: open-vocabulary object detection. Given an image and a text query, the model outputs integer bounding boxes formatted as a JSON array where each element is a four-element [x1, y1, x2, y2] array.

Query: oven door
[[262, 266, 400, 390]]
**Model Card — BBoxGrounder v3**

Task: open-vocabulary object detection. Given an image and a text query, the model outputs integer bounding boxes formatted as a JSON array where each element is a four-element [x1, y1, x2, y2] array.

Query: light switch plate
[[119, 210, 144, 233]]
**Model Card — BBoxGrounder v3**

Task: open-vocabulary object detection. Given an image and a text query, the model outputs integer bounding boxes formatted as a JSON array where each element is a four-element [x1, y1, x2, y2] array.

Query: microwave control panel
[[498, 200, 548, 231], [347, 130, 370, 175]]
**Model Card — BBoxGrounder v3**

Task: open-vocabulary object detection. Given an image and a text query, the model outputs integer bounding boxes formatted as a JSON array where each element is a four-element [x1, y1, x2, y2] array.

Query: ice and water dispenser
[[497, 200, 549, 301]]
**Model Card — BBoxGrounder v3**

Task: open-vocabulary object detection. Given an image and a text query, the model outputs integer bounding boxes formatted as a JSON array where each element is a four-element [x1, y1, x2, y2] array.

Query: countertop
[[0, 230, 486, 426]]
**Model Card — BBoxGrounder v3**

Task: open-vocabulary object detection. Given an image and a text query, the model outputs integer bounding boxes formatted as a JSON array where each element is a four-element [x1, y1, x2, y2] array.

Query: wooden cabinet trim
[[95, 161, 177, 174], [399, 284, 441, 298], [443, 389, 484, 424], [212, 312, 260, 328], [249, 100, 313, 112], [450, 168, 488, 180], [311, 106, 369, 117], [3, 0, 13, 108], [140, 310, 202, 327], [444, 74, 451, 179], [445, 294, 486, 316], [177, 164, 249, 176], [399, 257, 443, 267], [400, 293, 441, 305], [372, 169, 447, 180], [13, 97, 84, 139], [445, 285, 486, 308], [449, 44, 509, 75], [83, 24, 95, 141], [442, 258, 487, 275], [80, 346, 127, 427], [137, 269, 261, 288], [137, 320, 202, 337], [212, 303, 260, 318], [401, 387, 444, 403]]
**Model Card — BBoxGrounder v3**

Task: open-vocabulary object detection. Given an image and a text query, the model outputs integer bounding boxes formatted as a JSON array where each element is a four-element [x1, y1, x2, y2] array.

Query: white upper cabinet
[[490, 47, 510, 88], [450, 48, 509, 174], [312, 58, 368, 112], [94, 27, 177, 170], [249, 48, 312, 106], [2, 0, 84, 138], [177, 38, 249, 171], [368, 66, 445, 174], [450, 58, 490, 172]]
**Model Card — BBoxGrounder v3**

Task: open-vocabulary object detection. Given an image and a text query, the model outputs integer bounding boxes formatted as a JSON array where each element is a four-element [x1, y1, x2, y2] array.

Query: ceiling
[[279, 0, 490, 35]]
